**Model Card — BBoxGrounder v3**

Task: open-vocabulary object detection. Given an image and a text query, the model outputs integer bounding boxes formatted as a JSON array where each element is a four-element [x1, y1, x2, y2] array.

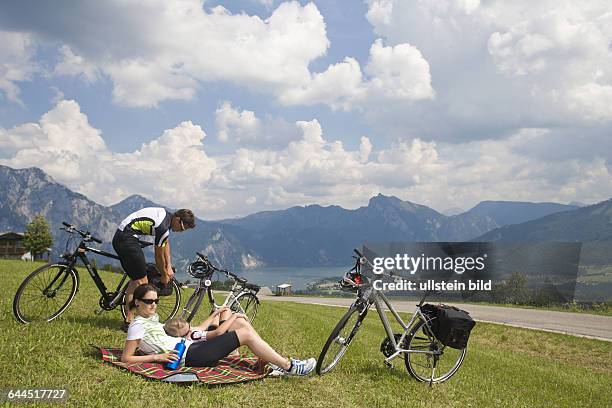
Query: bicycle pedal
[[384, 361, 393, 369], [94, 308, 104, 315]]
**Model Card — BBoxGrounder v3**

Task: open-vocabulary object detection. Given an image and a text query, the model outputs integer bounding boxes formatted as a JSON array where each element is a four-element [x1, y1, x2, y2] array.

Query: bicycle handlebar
[[61, 221, 103, 244], [194, 252, 248, 283]]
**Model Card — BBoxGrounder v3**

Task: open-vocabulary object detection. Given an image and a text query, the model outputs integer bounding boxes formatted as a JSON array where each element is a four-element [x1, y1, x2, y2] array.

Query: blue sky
[[0, 0, 611, 219]]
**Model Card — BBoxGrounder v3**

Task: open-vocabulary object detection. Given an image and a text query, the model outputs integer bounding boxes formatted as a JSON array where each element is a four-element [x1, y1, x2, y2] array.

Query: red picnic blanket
[[98, 347, 272, 384]]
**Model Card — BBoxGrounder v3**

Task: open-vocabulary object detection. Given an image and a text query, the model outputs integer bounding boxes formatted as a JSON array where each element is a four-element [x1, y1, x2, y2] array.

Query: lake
[[177, 266, 349, 290]]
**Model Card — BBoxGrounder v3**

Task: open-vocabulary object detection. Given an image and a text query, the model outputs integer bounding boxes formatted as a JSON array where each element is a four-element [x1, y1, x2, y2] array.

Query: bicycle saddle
[[244, 282, 260, 292], [234, 276, 248, 284]]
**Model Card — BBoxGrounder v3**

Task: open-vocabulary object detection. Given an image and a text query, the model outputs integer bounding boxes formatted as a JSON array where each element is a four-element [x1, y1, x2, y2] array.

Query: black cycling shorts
[[184, 331, 240, 367], [112, 230, 147, 280]]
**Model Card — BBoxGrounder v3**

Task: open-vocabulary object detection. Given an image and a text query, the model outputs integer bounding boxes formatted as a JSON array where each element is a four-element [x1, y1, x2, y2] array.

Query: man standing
[[113, 207, 195, 331]]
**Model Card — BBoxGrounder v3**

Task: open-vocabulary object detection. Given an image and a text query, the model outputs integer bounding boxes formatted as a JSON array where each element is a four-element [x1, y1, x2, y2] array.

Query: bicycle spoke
[[43, 266, 52, 288], [31, 273, 46, 292]]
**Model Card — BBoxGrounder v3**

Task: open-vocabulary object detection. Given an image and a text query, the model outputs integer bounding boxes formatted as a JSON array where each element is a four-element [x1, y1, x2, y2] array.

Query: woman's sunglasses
[[139, 298, 160, 305]]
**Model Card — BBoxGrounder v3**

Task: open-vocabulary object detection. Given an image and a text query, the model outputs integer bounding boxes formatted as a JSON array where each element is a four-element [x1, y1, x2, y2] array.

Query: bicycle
[[180, 252, 260, 323], [316, 249, 468, 384], [13, 222, 181, 324]]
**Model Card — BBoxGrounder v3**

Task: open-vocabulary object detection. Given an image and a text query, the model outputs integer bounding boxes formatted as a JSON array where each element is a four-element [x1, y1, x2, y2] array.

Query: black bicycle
[[13, 222, 181, 324]]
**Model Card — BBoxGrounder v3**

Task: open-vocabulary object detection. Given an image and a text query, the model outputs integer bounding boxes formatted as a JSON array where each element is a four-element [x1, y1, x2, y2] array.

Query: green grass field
[[1, 259, 611, 407]]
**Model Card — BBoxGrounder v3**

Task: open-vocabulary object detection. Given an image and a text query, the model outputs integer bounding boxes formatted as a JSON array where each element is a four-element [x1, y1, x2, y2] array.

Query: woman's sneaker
[[267, 363, 286, 377], [267, 358, 316, 376], [287, 358, 316, 376]]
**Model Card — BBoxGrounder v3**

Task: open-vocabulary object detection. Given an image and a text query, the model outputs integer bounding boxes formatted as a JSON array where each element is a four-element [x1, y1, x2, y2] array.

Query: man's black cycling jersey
[[117, 207, 172, 247]]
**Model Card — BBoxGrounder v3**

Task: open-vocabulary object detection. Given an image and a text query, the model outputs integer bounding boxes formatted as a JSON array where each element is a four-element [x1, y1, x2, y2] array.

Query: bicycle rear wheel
[[121, 279, 181, 323], [230, 293, 259, 323], [404, 319, 467, 383], [316, 305, 367, 375], [13, 263, 78, 323]]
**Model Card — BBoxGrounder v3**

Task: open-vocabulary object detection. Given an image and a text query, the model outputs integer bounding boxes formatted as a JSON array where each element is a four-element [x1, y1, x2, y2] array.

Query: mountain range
[[2, 164, 608, 269]]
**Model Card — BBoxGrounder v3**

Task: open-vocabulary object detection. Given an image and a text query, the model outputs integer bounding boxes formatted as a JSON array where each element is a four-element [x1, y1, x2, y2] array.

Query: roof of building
[[0, 232, 25, 239]]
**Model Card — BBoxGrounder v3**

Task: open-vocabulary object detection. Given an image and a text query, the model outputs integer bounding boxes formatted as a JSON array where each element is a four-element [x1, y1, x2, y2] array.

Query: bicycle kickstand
[[429, 366, 436, 387]]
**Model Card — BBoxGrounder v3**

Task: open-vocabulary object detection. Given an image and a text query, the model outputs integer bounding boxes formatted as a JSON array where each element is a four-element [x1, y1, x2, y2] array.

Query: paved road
[[259, 295, 612, 342]]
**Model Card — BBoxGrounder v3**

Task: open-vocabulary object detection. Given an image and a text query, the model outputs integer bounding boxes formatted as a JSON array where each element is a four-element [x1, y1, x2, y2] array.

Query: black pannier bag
[[420, 303, 476, 349], [146, 263, 174, 296], [420, 303, 440, 340]]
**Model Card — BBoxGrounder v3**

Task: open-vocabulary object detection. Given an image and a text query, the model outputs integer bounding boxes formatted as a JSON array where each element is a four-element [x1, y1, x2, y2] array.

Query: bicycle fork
[[43, 267, 72, 298]]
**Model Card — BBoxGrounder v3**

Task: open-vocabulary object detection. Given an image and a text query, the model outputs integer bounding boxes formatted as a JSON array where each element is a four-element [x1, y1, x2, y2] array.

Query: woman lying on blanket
[[121, 284, 316, 376]]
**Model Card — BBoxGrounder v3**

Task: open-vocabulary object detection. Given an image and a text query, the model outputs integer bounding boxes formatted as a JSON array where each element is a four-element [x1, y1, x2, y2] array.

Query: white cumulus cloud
[[364, 39, 434, 101], [215, 101, 262, 143], [1, 100, 610, 219], [364, 0, 612, 141], [0, 31, 39, 106], [280, 39, 434, 110], [53, 45, 99, 82], [0, 1, 438, 112], [0, 0, 330, 108], [0, 99, 217, 211]]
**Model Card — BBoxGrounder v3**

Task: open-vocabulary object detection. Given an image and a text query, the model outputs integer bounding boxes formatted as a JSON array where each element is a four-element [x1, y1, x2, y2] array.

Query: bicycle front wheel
[[316, 305, 366, 375], [121, 279, 181, 323], [404, 319, 467, 383], [13, 263, 78, 323], [230, 293, 259, 322]]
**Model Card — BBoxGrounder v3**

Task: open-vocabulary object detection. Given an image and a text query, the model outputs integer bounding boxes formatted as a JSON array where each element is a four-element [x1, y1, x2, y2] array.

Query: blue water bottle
[[165, 338, 186, 370]]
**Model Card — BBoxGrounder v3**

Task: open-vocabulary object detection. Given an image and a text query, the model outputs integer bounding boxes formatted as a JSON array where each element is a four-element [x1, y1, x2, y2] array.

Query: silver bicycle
[[180, 252, 260, 323], [316, 249, 468, 384]]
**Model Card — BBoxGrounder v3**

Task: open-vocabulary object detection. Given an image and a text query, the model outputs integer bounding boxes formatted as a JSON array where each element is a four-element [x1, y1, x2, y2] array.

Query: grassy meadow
[[0, 259, 611, 407]]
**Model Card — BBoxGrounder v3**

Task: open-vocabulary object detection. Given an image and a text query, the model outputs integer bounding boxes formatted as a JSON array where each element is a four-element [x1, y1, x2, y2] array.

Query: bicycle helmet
[[187, 260, 212, 279]]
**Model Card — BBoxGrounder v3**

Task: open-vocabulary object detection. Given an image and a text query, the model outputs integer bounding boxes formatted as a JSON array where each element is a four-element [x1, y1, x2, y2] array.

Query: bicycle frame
[[60, 241, 130, 310], [56, 222, 152, 310], [222, 285, 253, 310], [367, 289, 441, 364], [194, 274, 255, 310], [84, 244, 130, 308]]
